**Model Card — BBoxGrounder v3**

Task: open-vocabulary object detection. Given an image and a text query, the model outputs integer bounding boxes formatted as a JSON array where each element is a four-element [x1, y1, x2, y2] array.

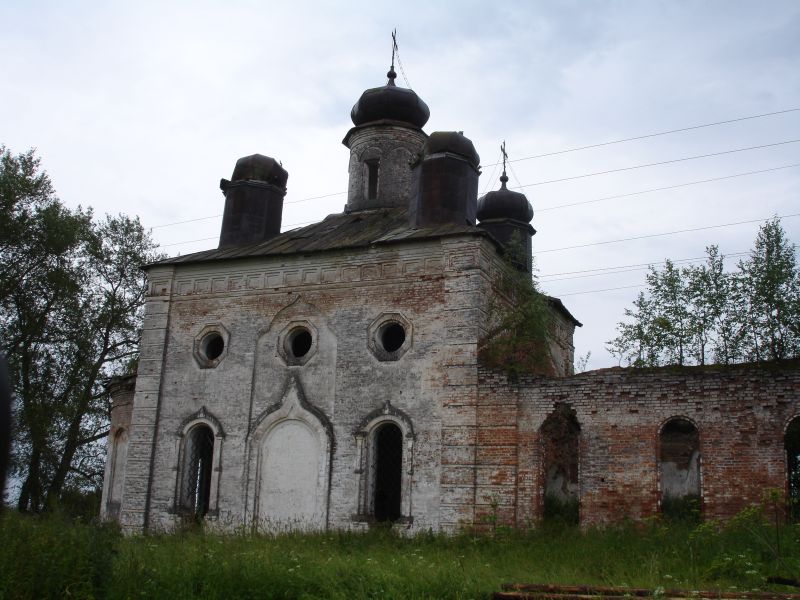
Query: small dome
[[423, 131, 480, 167], [350, 67, 430, 128], [231, 154, 288, 189], [477, 174, 534, 223]]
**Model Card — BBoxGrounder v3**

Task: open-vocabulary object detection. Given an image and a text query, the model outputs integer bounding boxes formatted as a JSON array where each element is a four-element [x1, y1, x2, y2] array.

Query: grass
[[2, 505, 800, 599]]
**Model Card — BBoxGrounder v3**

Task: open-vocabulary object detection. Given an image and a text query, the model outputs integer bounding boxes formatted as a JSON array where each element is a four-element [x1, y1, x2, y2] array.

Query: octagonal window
[[193, 324, 230, 369], [277, 321, 318, 366], [368, 313, 412, 361]]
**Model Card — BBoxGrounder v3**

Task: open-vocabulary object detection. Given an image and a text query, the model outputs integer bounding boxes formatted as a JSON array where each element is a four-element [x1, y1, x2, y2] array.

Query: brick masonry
[[105, 229, 800, 533], [477, 361, 800, 527], [100, 70, 799, 534]]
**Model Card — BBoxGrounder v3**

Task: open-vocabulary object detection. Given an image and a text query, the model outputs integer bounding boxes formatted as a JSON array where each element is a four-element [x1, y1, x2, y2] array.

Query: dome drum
[[343, 123, 427, 213], [218, 154, 288, 249], [476, 168, 536, 272], [410, 132, 480, 228], [478, 219, 535, 273]]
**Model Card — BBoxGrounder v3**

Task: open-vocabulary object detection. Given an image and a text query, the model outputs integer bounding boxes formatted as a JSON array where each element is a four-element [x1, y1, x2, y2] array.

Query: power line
[[538, 252, 748, 279], [286, 190, 346, 205], [158, 218, 318, 248], [511, 139, 800, 188], [536, 163, 800, 212], [149, 159, 799, 232], [539, 253, 750, 283], [480, 149, 503, 195], [555, 284, 645, 297], [146, 109, 800, 231], [537, 213, 800, 254], [150, 191, 346, 230], [480, 107, 800, 168]]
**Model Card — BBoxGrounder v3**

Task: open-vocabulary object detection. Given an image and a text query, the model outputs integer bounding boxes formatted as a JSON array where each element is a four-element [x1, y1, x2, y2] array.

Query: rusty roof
[[154, 207, 492, 266]]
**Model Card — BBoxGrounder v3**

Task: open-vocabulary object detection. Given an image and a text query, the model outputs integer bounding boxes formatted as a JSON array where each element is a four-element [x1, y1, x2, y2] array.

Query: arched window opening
[[180, 424, 215, 517], [785, 417, 800, 521], [660, 417, 700, 521], [366, 159, 379, 200], [373, 423, 403, 522], [540, 403, 580, 524]]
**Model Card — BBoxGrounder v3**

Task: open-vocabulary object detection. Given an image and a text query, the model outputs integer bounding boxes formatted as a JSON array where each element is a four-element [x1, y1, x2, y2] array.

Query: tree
[[0, 146, 162, 512], [608, 218, 800, 368], [739, 217, 800, 361], [480, 234, 553, 377]]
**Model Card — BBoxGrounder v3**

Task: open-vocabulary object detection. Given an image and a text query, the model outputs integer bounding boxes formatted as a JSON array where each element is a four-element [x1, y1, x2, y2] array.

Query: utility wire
[[480, 107, 800, 168], [158, 218, 318, 248], [147, 108, 800, 230], [537, 213, 800, 253], [536, 163, 800, 212], [511, 139, 800, 188], [148, 157, 799, 232], [480, 149, 503, 195], [540, 252, 750, 283], [150, 192, 346, 230], [538, 252, 748, 279], [507, 159, 527, 194], [555, 284, 645, 297]]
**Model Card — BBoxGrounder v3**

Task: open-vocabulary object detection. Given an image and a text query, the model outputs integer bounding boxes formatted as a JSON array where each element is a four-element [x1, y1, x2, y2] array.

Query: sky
[[2, 0, 799, 370]]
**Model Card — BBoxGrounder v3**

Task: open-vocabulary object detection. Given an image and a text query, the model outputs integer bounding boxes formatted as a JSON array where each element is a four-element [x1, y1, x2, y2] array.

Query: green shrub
[[0, 511, 120, 599], [4, 500, 800, 598], [662, 495, 702, 523], [543, 494, 579, 526]]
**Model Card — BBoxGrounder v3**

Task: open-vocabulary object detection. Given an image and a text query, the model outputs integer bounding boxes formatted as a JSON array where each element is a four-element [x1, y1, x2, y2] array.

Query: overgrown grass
[[3, 504, 800, 599]]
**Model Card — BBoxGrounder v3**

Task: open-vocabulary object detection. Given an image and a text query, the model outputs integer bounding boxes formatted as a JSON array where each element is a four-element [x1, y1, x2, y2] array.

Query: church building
[[101, 56, 800, 534]]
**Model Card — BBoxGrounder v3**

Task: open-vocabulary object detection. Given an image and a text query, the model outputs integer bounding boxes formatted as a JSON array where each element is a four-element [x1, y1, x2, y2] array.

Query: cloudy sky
[[2, 0, 799, 370]]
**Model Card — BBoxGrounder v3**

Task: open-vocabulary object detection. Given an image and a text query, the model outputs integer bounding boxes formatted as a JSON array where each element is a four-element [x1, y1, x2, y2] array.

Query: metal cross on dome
[[391, 29, 398, 71], [501, 140, 508, 176]]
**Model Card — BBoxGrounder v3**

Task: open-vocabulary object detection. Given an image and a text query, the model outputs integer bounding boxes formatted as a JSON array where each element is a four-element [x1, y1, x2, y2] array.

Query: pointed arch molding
[[251, 374, 334, 443], [172, 406, 225, 518], [177, 406, 226, 438], [353, 401, 416, 439], [247, 374, 333, 531], [352, 400, 416, 523]]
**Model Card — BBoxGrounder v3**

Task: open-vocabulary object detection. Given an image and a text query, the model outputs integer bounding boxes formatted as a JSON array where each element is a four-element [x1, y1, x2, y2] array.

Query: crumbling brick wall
[[478, 360, 800, 527]]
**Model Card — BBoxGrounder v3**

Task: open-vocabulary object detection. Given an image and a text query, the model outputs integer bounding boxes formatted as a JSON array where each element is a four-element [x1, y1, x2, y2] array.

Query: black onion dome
[[477, 174, 534, 223], [230, 154, 288, 188], [423, 131, 480, 167], [350, 67, 430, 128]]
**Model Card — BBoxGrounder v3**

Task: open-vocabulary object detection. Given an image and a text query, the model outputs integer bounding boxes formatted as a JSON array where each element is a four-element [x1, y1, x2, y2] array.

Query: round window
[[286, 327, 313, 358], [201, 332, 225, 361], [379, 322, 406, 353]]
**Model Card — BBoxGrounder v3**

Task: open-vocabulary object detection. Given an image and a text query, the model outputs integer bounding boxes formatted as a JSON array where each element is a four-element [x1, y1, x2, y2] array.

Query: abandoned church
[[100, 59, 800, 534]]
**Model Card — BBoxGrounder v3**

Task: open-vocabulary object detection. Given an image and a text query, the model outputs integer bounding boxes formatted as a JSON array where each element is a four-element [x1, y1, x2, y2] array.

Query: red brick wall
[[477, 360, 800, 526]]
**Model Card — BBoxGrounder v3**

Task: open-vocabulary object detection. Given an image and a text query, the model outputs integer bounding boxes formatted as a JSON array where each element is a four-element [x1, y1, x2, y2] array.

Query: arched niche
[[105, 428, 129, 519], [539, 403, 580, 524], [659, 416, 701, 520], [785, 416, 800, 521], [248, 375, 333, 531]]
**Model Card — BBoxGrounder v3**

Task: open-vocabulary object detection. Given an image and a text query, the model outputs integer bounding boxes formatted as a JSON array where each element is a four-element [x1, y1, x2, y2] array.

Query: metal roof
[[153, 207, 491, 266], [152, 207, 580, 327]]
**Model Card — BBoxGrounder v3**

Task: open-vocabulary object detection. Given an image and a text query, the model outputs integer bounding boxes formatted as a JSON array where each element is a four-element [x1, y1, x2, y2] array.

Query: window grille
[[180, 425, 214, 516], [373, 423, 402, 522]]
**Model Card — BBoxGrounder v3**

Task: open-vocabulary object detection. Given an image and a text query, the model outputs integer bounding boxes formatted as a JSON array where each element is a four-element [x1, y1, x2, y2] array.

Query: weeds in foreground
[[3, 500, 800, 599]]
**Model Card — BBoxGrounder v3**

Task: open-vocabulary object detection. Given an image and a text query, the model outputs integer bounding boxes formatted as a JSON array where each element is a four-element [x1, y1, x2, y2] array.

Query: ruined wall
[[100, 375, 136, 521], [477, 361, 800, 527]]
